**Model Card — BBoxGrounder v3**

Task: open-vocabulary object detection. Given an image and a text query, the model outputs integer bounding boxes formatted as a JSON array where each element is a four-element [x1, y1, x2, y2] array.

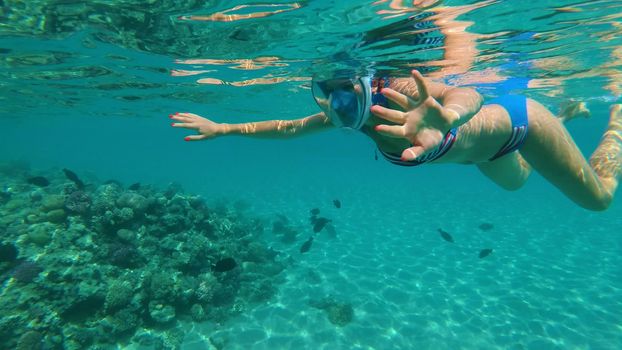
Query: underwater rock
[[16, 330, 43, 350], [326, 303, 354, 327], [40, 195, 65, 212], [12, 261, 43, 283], [4, 199, 28, 213], [26, 223, 54, 246], [116, 228, 136, 242], [149, 302, 176, 324], [116, 192, 150, 214], [64, 190, 91, 214], [0, 242, 18, 262], [45, 209, 66, 223], [27, 176, 50, 187], [310, 297, 354, 327], [104, 309, 140, 336], [29, 188, 44, 202]]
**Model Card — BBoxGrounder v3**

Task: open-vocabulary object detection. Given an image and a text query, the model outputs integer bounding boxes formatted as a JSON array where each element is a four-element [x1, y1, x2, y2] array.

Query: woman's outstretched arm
[[170, 112, 333, 141]]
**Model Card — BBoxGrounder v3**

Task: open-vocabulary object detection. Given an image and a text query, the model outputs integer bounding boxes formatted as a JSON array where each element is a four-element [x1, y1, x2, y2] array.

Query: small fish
[[374, 150, 378, 161], [300, 236, 314, 253], [27, 176, 50, 187], [438, 228, 454, 243], [333, 199, 341, 209], [62, 168, 84, 189], [310, 208, 320, 216], [212, 257, 237, 272], [478, 223, 494, 231], [128, 182, 141, 191], [479, 249, 493, 259], [313, 217, 331, 233]]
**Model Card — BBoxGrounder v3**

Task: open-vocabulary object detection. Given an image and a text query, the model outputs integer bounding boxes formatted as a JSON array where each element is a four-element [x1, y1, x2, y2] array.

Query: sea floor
[[169, 185, 622, 350]]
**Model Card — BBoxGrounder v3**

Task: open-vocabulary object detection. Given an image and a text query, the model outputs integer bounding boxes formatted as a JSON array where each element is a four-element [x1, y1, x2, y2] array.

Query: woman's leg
[[477, 152, 531, 191], [475, 101, 589, 190], [558, 101, 591, 122], [520, 100, 622, 210]]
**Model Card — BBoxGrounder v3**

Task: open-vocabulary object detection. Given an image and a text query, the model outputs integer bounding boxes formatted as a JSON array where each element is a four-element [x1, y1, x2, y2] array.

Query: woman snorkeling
[[170, 69, 622, 212]]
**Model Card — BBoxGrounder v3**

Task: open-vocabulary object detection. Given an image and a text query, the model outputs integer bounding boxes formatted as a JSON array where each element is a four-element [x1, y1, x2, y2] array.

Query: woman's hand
[[170, 112, 225, 141], [371, 70, 460, 161]]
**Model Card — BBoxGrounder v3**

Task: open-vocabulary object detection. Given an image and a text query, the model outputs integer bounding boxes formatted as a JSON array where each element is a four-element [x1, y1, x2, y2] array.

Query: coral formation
[[0, 165, 288, 349], [0, 242, 18, 262]]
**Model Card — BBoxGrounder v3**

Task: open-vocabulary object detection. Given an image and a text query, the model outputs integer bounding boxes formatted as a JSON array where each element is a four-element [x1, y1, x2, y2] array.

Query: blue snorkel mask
[[311, 76, 373, 130]]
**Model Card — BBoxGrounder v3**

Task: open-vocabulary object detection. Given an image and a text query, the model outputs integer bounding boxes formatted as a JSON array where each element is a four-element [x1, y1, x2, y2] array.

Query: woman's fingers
[[184, 134, 207, 141], [411, 70, 430, 101], [171, 122, 198, 129], [381, 88, 415, 110], [170, 112, 203, 122], [371, 105, 406, 124], [374, 124, 404, 138], [169, 114, 193, 123], [401, 145, 426, 161]]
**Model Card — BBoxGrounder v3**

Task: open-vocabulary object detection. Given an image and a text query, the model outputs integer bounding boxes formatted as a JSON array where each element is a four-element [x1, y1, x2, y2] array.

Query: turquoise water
[[1, 0, 621, 349]]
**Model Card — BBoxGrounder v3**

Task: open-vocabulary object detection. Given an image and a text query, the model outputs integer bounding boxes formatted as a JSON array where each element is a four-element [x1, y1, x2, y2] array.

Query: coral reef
[[0, 165, 288, 349]]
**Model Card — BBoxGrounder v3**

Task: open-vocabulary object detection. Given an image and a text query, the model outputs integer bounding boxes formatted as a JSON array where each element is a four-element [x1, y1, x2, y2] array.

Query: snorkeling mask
[[311, 76, 373, 130]]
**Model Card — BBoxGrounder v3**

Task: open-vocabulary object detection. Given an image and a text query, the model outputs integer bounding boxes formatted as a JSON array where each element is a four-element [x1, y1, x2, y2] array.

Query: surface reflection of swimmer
[[359, 1, 494, 77], [174, 1, 491, 87], [171, 69, 622, 212]]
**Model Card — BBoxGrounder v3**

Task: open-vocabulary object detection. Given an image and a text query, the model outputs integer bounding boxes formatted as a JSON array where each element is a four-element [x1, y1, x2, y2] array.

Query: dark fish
[[374, 149, 378, 161], [309, 215, 318, 224], [27, 176, 50, 187], [479, 223, 494, 231], [300, 236, 314, 253], [128, 182, 141, 191], [310, 208, 320, 215], [276, 214, 289, 224], [62, 168, 84, 189], [273, 220, 287, 234], [212, 257, 237, 272], [438, 228, 454, 243], [333, 199, 341, 209], [479, 249, 493, 259], [313, 217, 331, 233]]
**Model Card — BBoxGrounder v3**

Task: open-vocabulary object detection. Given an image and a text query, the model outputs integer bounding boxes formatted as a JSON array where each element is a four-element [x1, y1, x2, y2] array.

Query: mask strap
[[356, 77, 373, 130]]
